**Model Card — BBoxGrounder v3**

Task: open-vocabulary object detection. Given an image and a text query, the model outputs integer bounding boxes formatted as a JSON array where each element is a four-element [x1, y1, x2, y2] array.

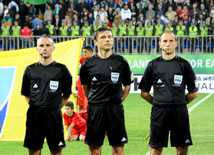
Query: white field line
[[145, 93, 213, 155]]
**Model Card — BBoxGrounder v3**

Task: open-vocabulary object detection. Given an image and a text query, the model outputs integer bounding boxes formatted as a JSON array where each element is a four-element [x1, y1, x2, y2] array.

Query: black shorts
[[149, 105, 192, 148], [85, 103, 128, 146], [24, 106, 66, 150]]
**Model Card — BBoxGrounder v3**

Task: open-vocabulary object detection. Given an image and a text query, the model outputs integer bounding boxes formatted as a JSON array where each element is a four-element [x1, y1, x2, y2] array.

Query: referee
[[80, 27, 133, 155], [139, 31, 198, 155], [21, 35, 72, 155]]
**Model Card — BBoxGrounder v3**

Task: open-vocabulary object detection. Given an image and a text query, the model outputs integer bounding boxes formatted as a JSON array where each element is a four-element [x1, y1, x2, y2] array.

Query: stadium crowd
[[0, 0, 214, 52]]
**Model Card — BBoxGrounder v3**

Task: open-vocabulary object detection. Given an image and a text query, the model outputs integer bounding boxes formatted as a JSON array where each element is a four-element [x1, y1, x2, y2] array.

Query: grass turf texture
[[0, 93, 214, 155]]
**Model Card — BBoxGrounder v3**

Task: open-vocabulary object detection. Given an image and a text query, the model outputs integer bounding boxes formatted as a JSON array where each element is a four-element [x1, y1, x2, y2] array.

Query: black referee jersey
[[21, 61, 72, 109], [80, 54, 133, 104], [139, 55, 198, 106]]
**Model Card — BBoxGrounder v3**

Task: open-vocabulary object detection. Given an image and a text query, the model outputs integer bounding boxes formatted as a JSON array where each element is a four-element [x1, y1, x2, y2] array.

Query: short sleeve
[[62, 65, 72, 95], [21, 67, 30, 96], [122, 57, 133, 86], [138, 62, 153, 92], [63, 113, 69, 126], [80, 61, 90, 85], [184, 61, 198, 93]]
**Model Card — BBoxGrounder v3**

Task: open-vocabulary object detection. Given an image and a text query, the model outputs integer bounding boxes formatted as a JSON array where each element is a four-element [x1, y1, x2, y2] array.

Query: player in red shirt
[[63, 101, 86, 141], [76, 46, 93, 119]]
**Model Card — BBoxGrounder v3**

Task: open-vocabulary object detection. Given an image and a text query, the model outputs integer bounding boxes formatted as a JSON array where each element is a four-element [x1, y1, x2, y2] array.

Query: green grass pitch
[[0, 93, 213, 155]]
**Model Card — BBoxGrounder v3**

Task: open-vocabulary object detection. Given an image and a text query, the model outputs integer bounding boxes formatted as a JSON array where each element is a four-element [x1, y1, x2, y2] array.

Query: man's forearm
[[186, 91, 198, 104], [141, 91, 153, 105], [83, 84, 89, 98], [122, 85, 130, 102]]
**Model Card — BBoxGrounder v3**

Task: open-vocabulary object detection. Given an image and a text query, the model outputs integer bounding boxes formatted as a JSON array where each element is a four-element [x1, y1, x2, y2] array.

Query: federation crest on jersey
[[111, 72, 120, 83], [50, 80, 59, 92], [174, 75, 183, 86]]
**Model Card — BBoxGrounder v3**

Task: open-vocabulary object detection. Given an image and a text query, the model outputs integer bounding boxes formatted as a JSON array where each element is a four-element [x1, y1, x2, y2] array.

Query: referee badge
[[111, 72, 120, 83], [174, 75, 183, 86], [50, 80, 59, 92]]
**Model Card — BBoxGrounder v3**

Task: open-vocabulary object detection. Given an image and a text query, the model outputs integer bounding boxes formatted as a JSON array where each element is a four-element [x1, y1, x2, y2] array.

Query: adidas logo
[[33, 84, 38, 88], [157, 79, 162, 83], [121, 137, 127, 142], [58, 141, 64, 146], [185, 139, 191, 144], [92, 77, 97, 81]]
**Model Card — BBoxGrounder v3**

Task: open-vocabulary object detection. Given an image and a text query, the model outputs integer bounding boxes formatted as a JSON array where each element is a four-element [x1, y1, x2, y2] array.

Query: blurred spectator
[[8, 1, 19, 19], [93, 20, 102, 33], [59, 21, 68, 41], [165, 21, 174, 32], [116, 0, 125, 9], [12, 21, 21, 49], [165, 0, 177, 12], [199, 3, 208, 19], [18, 0, 27, 28], [93, 14, 101, 25], [131, 16, 137, 26], [165, 6, 177, 22], [114, 13, 122, 27], [183, 0, 192, 10], [144, 0, 154, 11], [73, 14, 80, 25], [175, 0, 184, 8], [146, 5, 155, 19], [197, 14, 205, 28], [46, 19, 55, 36], [80, 15, 89, 28], [68, 0, 77, 11], [172, 15, 179, 28], [64, 15, 72, 27], [183, 14, 190, 30], [107, 0, 116, 10], [58, 0, 67, 14], [107, 7, 114, 24], [199, 0, 208, 10], [53, 14, 62, 35], [121, 4, 131, 20], [33, 24, 40, 46], [156, 4, 164, 16], [127, 0, 137, 10], [25, 2, 35, 20], [99, 1, 107, 11], [180, 5, 190, 20], [3, 4, 10, 17], [88, 13, 93, 27], [206, 13, 214, 29], [190, 3, 199, 20], [13, 13, 22, 26], [1, 13, 12, 27], [1, 21, 10, 50], [145, 14, 154, 26], [59, 4, 66, 20], [130, 5, 139, 19], [44, 5, 53, 22], [77, 0, 89, 13], [210, 6, 214, 17], [39, 22, 50, 35], [99, 7, 108, 23], [92, 5, 99, 20], [138, 13, 145, 25], [81, 8, 90, 19], [20, 22, 32, 48], [70, 20, 80, 36], [66, 8, 74, 20], [32, 14, 43, 30], [89, 0, 99, 12], [47, 0, 56, 11], [176, 5, 183, 20], [113, 7, 121, 18]]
